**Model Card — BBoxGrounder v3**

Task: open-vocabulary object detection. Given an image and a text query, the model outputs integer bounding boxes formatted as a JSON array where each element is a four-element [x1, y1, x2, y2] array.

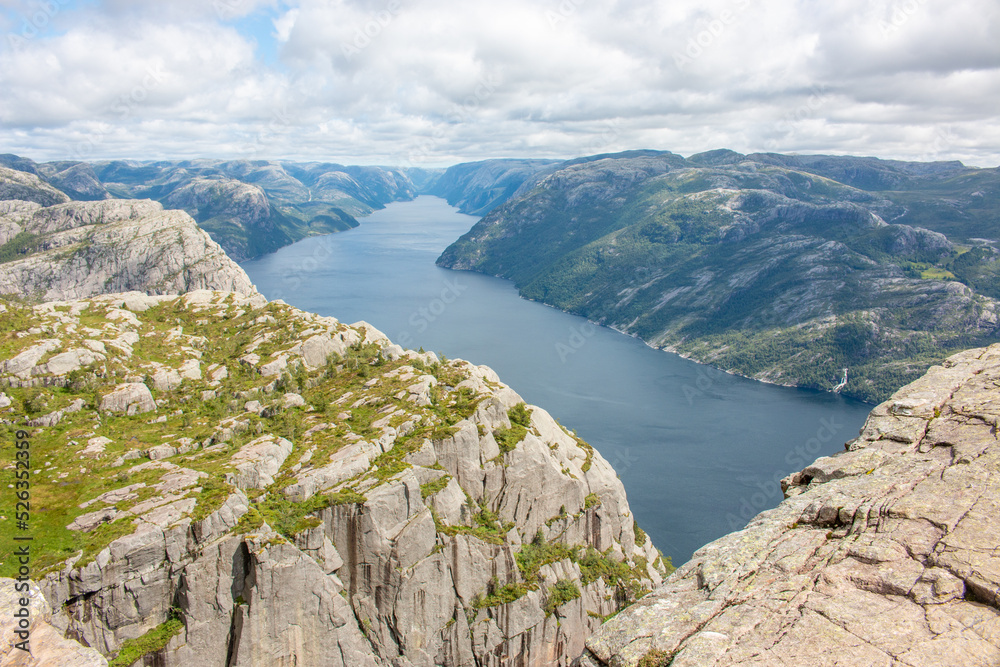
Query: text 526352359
[[12, 429, 32, 653]]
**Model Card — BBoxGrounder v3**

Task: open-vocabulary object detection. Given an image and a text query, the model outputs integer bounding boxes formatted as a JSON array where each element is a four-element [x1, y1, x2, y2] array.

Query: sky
[[1, 0, 999, 168]]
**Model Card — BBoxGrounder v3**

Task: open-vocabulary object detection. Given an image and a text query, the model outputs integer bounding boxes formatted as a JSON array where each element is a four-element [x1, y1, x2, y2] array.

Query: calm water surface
[[243, 196, 873, 564]]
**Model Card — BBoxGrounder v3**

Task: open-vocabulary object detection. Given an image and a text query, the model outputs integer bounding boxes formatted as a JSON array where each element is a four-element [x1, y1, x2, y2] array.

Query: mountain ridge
[[436, 150, 1000, 403], [1, 155, 443, 262]]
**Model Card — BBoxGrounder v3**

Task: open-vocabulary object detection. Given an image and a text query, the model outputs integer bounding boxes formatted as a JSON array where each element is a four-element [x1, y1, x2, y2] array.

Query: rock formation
[[0, 291, 663, 666], [0, 168, 70, 207], [0, 199, 255, 300], [582, 343, 1000, 666]]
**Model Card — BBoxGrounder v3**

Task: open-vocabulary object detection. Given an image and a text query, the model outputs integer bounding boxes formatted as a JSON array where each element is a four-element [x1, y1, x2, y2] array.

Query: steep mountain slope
[[0, 167, 71, 207], [438, 151, 1000, 403], [0, 292, 665, 666], [582, 343, 1000, 666], [0, 156, 426, 261], [94, 159, 414, 261], [34, 161, 111, 201], [428, 158, 562, 215], [0, 198, 254, 300]]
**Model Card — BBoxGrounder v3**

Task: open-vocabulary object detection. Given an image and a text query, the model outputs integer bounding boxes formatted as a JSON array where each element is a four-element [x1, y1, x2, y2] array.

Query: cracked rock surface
[[582, 344, 1000, 667]]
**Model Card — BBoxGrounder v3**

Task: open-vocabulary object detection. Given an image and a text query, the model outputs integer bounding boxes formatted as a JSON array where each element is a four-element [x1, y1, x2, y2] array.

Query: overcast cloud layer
[[1, 0, 998, 166]]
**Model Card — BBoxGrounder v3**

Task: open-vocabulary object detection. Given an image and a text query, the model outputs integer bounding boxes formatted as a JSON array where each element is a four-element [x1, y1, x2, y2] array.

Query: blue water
[[242, 196, 873, 565]]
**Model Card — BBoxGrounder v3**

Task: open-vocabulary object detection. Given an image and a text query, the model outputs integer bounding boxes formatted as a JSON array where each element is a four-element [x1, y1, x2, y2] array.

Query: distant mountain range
[[437, 150, 1000, 403], [0, 154, 441, 261], [4, 148, 1000, 403]]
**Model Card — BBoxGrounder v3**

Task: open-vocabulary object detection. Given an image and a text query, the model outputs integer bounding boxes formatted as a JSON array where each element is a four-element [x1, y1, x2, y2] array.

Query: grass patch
[[187, 478, 234, 523], [371, 450, 412, 481], [432, 507, 509, 546], [516, 531, 578, 583], [493, 403, 533, 455], [474, 580, 532, 609], [108, 614, 184, 667], [420, 474, 451, 499], [329, 488, 367, 506], [544, 579, 581, 615], [252, 493, 331, 538], [636, 649, 672, 667], [75, 517, 139, 569], [634, 521, 647, 547]]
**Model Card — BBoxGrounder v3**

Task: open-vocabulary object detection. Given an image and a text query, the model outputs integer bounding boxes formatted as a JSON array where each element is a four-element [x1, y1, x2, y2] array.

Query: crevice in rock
[[963, 578, 1000, 613], [224, 605, 245, 667], [224, 541, 252, 667], [811, 606, 900, 660]]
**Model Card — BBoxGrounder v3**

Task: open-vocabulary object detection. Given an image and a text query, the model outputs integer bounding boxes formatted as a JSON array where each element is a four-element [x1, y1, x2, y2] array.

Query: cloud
[[1, 0, 998, 166]]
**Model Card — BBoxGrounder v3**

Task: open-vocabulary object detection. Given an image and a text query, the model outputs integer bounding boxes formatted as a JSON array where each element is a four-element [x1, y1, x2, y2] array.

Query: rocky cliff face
[[0, 199, 254, 300], [582, 343, 1000, 666], [0, 292, 663, 666]]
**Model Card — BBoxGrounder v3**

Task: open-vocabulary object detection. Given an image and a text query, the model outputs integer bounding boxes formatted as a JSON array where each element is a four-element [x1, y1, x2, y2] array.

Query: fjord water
[[242, 196, 873, 564]]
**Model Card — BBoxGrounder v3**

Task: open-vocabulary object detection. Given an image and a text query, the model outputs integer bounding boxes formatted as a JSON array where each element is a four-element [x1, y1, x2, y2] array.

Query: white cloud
[[0, 0, 998, 166], [272, 8, 298, 43]]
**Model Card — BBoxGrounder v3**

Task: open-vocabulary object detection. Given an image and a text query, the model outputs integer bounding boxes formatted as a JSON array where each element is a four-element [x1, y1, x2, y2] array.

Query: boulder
[[99, 383, 156, 415]]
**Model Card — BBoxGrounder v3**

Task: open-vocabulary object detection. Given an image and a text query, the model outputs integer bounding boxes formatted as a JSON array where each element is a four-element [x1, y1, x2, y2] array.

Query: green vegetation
[[636, 649, 672, 667], [108, 614, 184, 667], [431, 501, 515, 546], [253, 493, 330, 539], [494, 402, 533, 454], [474, 579, 532, 608], [634, 521, 647, 547], [329, 489, 368, 506], [420, 474, 452, 499], [516, 530, 578, 583], [544, 579, 581, 615], [439, 154, 1000, 404], [0, 231, 41, 264]]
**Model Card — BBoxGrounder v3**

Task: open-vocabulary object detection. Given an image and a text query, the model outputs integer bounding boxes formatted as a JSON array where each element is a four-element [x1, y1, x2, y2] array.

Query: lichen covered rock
[[582, 344, 1000, 667]]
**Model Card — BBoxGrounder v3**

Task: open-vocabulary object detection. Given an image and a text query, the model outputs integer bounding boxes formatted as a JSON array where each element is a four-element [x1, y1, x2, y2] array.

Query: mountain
[[427, 158, 562, 215], [94, 159, 419, 261], [0, 156, 437, 262], [0, 165, 71, 207], [0, 291, 665, 666], [437, 151, 1000, 404], [0, 194, 254, 301], [582, 343, 1000, 666]]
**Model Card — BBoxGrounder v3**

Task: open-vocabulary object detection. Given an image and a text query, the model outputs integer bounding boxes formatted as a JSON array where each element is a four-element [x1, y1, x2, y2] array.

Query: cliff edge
[[0, 292, 664, 666], [582, 344, 1000, 666]]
